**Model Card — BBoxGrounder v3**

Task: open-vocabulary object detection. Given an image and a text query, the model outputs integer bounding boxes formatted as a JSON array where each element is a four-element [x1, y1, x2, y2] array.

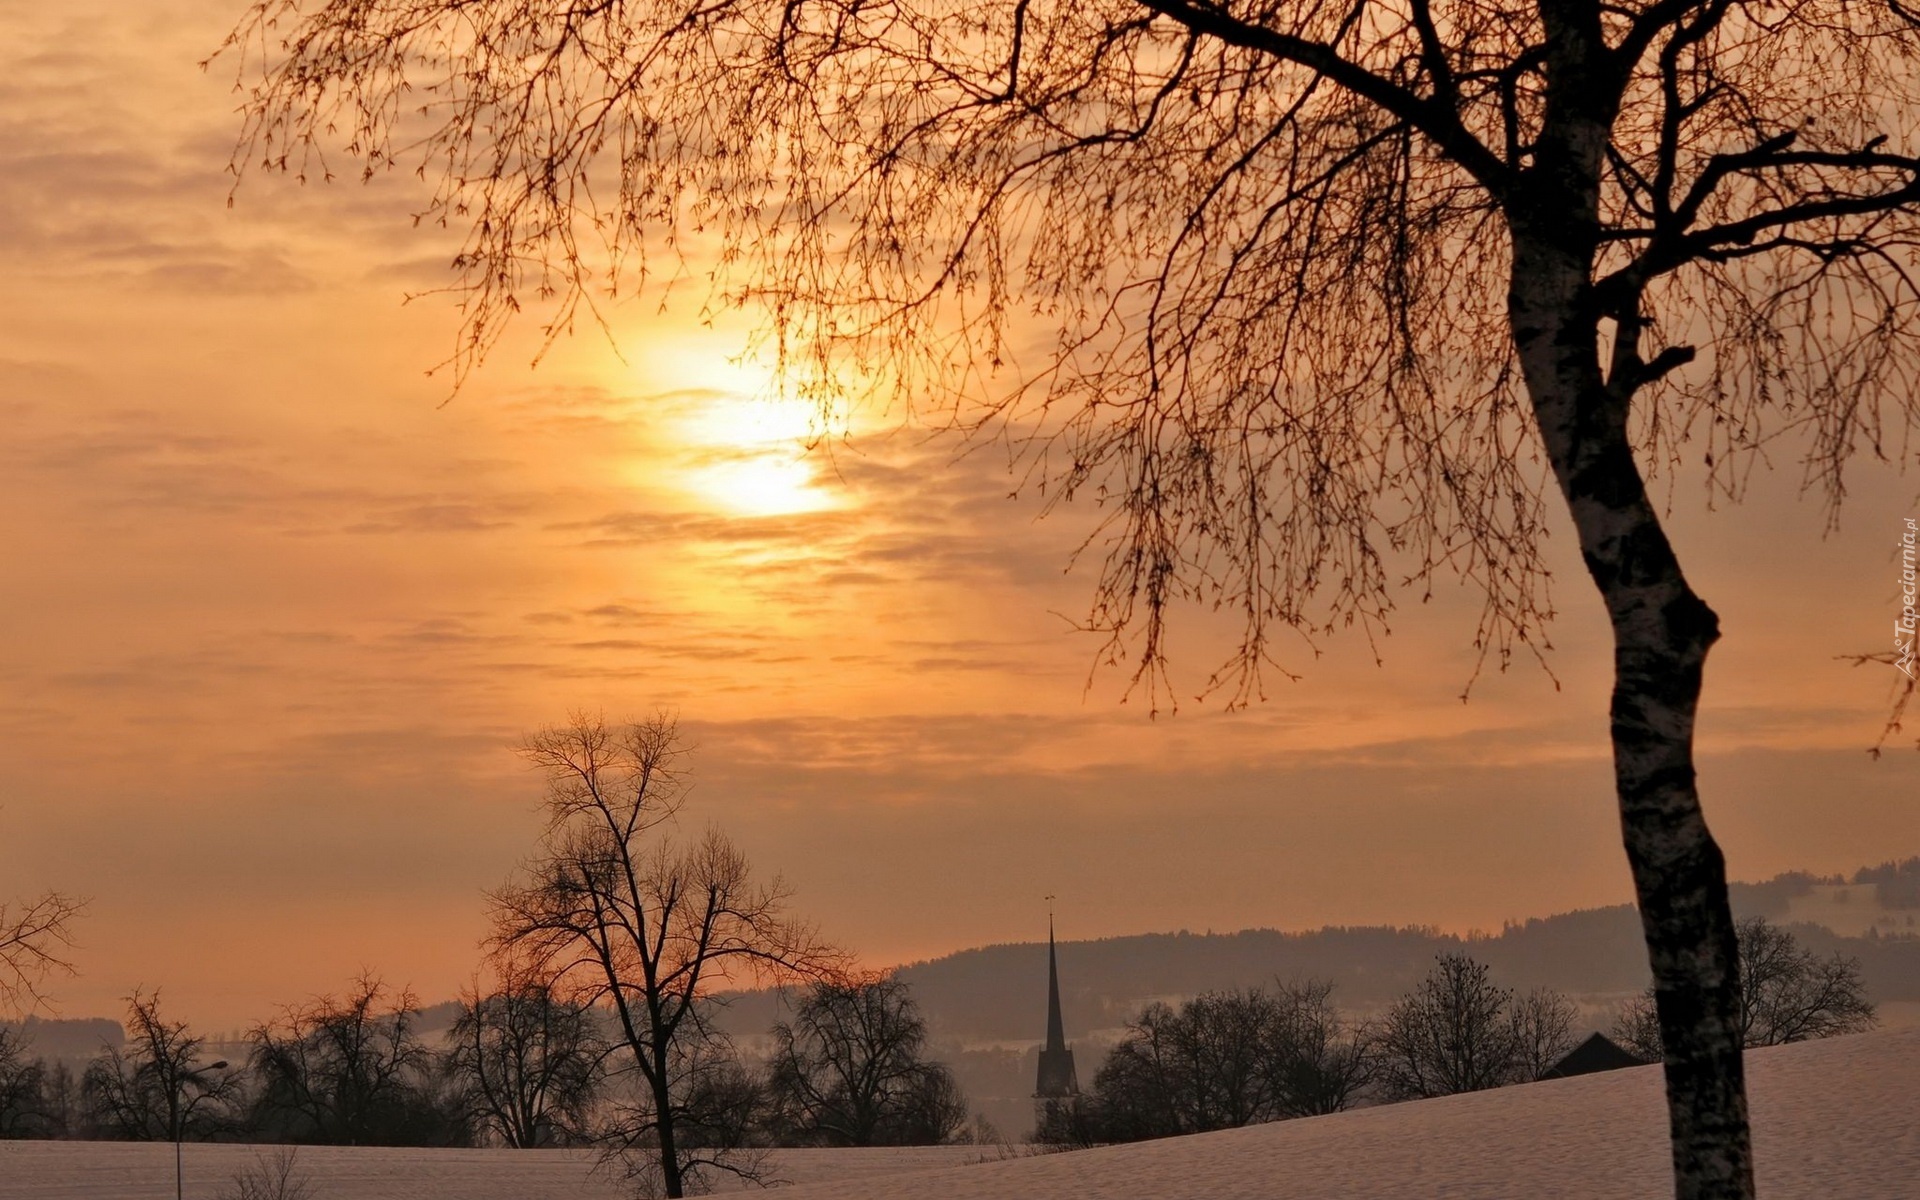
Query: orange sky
[[2, 0, 1917, 1032]]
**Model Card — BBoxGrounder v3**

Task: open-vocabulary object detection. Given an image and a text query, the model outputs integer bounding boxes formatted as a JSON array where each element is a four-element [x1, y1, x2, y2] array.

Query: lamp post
[[175, 1059, 229, 1200]]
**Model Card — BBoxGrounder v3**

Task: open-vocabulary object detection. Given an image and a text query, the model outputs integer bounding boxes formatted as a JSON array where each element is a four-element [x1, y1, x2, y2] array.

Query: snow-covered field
[[5, 1028, 1915, 1199]]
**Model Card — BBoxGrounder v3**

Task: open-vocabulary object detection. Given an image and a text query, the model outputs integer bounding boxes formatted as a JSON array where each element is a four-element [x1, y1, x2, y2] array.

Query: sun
[[675, 395, 843, 517], [695, 453, 834, 517]]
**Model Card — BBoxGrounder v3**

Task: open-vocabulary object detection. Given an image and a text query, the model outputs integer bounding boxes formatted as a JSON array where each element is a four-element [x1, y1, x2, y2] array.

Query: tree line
[[1042, 924, 1875, 1147], [0, 969, 972, 1154], [0, 717, 973, 1199]]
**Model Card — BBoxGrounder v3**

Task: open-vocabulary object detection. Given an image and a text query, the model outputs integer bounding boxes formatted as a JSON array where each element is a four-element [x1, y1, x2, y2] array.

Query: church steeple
[[1035, 904, 1078, 1098]]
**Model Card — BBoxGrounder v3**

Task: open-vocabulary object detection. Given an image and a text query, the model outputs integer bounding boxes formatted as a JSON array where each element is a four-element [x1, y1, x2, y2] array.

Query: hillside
[[715, 858, 1920, 1045], [773, 1029, 1920, 1200]]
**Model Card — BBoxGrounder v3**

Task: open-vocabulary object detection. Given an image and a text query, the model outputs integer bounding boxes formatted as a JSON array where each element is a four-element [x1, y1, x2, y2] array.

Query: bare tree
[[1508, 987, 1581, 1082], [0, 1026, 58, 1138], [218, 1146, 316, 1200], [1735, 918, 1877, 1047], [1267, 979, 1376, 1118], [490, 714, 841, 1198], [1377, 954, 1576, 1098], [449, 956, 607, 1148], [1612, 989, 1667, 1064], [219, 2, 1920, 1194], [1083, 1000, 1212, 1141], [1377, 955, 1522, 1100], [82, 990, 239, 1141], [0, 890, 84, 1013], [767, 974, 967, 1147], [1081, 985, 1363, 1139], [1616, 917, 1876, 1059], [249, 974, 463, 1146]]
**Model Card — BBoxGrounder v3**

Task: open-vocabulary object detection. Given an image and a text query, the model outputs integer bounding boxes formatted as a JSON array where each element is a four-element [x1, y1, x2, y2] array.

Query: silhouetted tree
[[1613, 990, 1667, 1065], [82, 990, 238, 1141], [249, 974, 466, 1146], [1614, 918, 1876, 1059], [1735, 918, 1878, 1046], [221, 1146, 316, 1200], [0, 889, 84, 1012], [1509, 986, 1582, 1082], [449, 958, 607, 1148], [0, 1026, 58, 1138], [766, 975, 967, 1147], [1084, 1001, 1202, 1142], [1267, 980, 1377, 1118], [489, 714, 841, 1197], [221, 4, 1920, 1194], [1378, 954, 1575, 1099], [1075, 983, 1371, 1141]]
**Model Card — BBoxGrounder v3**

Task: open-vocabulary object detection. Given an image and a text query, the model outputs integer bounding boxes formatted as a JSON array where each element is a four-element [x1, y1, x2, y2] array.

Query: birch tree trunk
[[1510, 227, 1754, 1200]]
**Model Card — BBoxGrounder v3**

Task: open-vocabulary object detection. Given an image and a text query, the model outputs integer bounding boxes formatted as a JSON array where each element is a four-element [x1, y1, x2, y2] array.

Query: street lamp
[[176, 1059, 230, 1200]]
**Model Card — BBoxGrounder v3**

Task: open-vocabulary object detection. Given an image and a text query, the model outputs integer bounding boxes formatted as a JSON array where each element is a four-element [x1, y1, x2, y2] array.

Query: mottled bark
[[1510, 225, 1752, 1200]]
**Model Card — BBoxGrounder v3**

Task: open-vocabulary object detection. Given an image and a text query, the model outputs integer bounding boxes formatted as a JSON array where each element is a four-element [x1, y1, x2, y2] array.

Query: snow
[[4, 1028, 1915, 1198]]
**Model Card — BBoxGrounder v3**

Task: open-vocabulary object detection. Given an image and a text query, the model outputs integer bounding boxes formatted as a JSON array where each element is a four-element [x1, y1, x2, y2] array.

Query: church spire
[[1035, 900, 1078, 1098]]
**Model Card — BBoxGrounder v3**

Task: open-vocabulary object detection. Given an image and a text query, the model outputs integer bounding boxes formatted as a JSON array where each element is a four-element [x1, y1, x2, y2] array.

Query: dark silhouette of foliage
[[448, 959, 607, 1148], [81, 990, 238, 1141], [218, 3, 1920, 1194], [766, 975, 967, 1147], [248, 974, 467, 1147], [1853, 858, 1920, 909], [1059, 980, 1372, 1143], [0, 889, 84, 1013], [1614, 918, 1877, 1060], [0, 1026, 61, 1138], [1266, 980, 1378, 1118], [1377, 954, 1576, 1099]]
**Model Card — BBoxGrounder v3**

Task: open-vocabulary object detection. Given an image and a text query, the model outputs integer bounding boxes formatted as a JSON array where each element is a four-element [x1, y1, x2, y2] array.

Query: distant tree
[[0, 1026, 56, 1138], [1735, 918, 1877, 1046], [1613, 990, 1668, 1064], [1059, 980, 1376, 1145], [1377, 955, 1576, 1099], [667, 1041, 771, 1153], [1508, 987, 1582, 1082], [37, 1060, 78, 1139], [249, 974, 466, 1146], [1266, 980, 1376, 1119], [0, 889, 84, 1012], [1085, 1001, 1194, 1142], [490, 714, 841, 1197], [1086, 989, 1265, 1140], [766, 975, 967, 1147], [448, 958, 606, 1148], [82, 990, 238, 1141], [1031, 1095, 1101, 1149], [1852, 858, 1920, 909], [1615, 918, 1876, 1059]]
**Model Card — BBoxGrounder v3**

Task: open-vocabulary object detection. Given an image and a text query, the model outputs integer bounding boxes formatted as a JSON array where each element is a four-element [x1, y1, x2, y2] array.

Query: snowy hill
[[3, 1027, 1914, 1199], [778, 1028, 1920, 1200]]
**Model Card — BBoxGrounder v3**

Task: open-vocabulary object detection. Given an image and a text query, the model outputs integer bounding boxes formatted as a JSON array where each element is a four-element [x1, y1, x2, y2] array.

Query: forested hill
[[717, 859, 1920, 1042]]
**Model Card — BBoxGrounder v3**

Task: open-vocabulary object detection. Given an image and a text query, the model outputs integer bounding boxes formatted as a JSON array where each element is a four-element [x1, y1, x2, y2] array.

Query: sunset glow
[[0, 0, 1915, 1042], [676, 396, 843, 516]]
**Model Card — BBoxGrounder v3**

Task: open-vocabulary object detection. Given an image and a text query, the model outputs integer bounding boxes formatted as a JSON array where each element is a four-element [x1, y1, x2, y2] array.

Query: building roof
[[1538, 1032, 1649, 1080]]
